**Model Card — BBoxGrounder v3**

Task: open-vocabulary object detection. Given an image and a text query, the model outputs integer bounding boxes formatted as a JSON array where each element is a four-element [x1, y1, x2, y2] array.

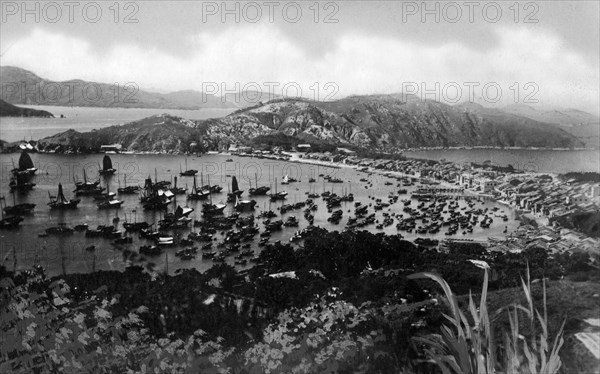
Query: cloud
[[2, 24, 598, 114]]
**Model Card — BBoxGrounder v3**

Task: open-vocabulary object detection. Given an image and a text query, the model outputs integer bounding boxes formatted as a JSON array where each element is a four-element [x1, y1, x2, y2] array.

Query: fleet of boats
[[1, 152, 512, 272]]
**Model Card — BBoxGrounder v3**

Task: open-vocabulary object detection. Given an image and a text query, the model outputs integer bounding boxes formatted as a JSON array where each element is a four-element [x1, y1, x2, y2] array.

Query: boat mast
[[57, 183, 66, 203], [208, 175, 213, 205]]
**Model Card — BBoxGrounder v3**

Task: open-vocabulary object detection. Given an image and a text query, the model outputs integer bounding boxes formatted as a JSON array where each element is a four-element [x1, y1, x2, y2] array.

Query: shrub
[[409, 262, 565, 374]]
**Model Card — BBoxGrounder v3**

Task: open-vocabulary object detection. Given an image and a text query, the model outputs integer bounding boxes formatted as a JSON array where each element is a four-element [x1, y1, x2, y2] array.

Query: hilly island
[[0, 99, 54, 117], [37, 95, 585, 153]]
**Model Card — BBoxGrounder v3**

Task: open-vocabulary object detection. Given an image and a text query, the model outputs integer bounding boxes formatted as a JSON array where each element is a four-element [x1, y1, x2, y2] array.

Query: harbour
[[1, 151, 523, 276], [1, 1, 599, 371]]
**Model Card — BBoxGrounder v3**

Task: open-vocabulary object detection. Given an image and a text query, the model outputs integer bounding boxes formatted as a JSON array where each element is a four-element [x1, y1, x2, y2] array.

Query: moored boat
[[48, 183, 80, 209], [248, 173, 270, 196], [0, 215, 24, 229], [3, 203, 35, 215], [269, 178, 287, 201], [188, 176, 210, 200], [202, 202, 226, 216], [227, 176, 244, 202], [3, 193, 35, 215], [9, 174, 36, 192], [45, 223, 74, 236], [180, 159, 198, 176], [96, 184, 123, 209], [74, 169, 103, 195], [234, 196, 256, 212], [140, 176, 172, 210], [11, 151, 37, 178], [99, 154, 116, 175], [169, 176, 187, 195], [117, 173, 140, 194]]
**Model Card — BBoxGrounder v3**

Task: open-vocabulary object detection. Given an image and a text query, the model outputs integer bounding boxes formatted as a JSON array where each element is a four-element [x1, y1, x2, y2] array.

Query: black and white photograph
[[0, 1, 599, 372]]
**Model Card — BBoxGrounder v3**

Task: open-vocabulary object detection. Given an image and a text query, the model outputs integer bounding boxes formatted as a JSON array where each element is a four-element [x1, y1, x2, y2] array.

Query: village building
[[566, 193, 590, 206], [296, 144, 311, 152]]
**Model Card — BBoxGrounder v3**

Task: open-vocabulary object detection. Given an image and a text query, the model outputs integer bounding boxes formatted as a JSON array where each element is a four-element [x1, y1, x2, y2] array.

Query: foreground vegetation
[[1, 229, 598, 372]]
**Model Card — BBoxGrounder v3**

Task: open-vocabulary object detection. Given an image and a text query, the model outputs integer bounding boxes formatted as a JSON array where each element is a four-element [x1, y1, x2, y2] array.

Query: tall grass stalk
[[409, 262, 565, 374]]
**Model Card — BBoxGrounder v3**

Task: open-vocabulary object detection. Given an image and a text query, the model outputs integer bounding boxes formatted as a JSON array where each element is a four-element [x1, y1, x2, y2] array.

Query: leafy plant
[[0, 268, 234, 373], [243, 290, 377, 374], [409, 262, 565, 374]]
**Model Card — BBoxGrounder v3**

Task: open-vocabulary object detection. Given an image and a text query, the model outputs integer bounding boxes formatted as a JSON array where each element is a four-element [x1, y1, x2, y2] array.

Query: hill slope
[[38, 96, 586, 152], [0, 99, 54, 117], [503, 104, 599, 148], [202, 96, 583, 149], [39, 114, 201, 153]]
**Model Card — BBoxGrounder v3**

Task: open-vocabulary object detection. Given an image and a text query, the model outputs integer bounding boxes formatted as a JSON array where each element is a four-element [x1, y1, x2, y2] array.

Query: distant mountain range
[[503, 104, 598, 126], [38, 95, 593, 153], [3, 66, 598, 149], [0, 66, 236, 110], [0, 99, 54, 117], [501, 104, 599, 148]]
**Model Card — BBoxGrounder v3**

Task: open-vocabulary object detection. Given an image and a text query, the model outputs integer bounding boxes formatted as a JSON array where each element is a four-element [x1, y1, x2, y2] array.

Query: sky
[[0, 0, 599, 114]]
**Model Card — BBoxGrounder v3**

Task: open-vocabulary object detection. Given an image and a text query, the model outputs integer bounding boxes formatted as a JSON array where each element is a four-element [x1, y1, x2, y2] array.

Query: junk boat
[[117, 173, 140, 194], [179, 158, 198, 176], [0, 215, 23, 229], [0, 198, 24, 229], [99, 154, 116, 175], [248, 173, 270, 196], [96, 184, 123, 209], [269, 178, 288, 201], [11, 151, 37, 178], [188, 176, 210, 200], [226, 176, 244, 202], [74, 168, 104, 195], [45, 223, 74, 236], [140, 176, 172, 210], [202, 177, 226, 216], [48, 183, 80, 209], [9, 173, 36, 192], [234, 196, 256, 212], [3, 193, 35, 215], [169, 176, 187, 195]]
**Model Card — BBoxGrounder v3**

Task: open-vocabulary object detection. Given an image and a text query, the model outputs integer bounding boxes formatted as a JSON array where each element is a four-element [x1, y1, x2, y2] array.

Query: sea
[[1, 152, 523, 276], [0, 105, 235, 142], [0, 106, 597, 276]]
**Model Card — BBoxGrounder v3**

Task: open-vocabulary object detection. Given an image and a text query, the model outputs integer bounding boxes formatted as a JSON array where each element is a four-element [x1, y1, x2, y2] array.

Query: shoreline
[[4, 148, 598, 177], [3, 150, 597, 278], [4, 146, 598, 153]]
